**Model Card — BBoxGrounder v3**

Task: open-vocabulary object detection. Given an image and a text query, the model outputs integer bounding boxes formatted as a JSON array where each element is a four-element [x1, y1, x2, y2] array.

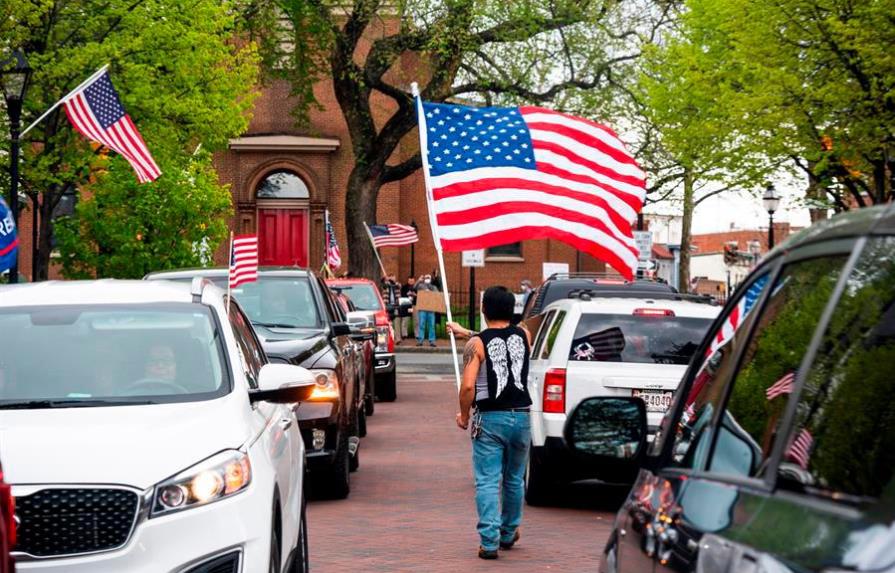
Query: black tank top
[[475, 326, 532, 411]]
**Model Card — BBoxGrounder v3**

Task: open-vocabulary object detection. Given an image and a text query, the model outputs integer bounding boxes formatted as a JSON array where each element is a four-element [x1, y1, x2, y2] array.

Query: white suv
[[0, 279, 313, 572], [525, 293, 719, 504]]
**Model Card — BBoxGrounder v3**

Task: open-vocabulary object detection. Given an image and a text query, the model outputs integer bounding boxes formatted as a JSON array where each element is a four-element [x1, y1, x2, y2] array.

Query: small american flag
[[708, 275, 769, 355], [369, 224, 419, 248], [63, 71, 161, 183], [418, 101, 645, 279], [229, 235, 258, 288], [325, 210, 341, 270], [786, 428, 814, 469], [766, 371, 796, 401]]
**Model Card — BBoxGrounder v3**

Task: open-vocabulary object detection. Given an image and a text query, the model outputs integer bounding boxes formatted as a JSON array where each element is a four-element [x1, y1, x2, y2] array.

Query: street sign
[[633, 231, 652, 261], [542, 262, 569, 280], [637, 259, 656, 270], [462, 249, 485, 267]]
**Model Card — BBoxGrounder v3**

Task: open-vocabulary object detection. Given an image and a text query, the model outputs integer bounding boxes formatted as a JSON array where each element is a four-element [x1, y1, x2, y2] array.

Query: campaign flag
[[325, 210, 342, 270], [417, 101, 645, 279], [368, 224, 419, 248], [0, 198, 18, 274], [229, 235, 258, 288], [63, 71, 161, 183]]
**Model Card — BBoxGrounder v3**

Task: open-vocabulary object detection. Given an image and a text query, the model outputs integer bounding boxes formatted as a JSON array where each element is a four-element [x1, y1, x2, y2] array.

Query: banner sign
[[0, 197, 18, 274]]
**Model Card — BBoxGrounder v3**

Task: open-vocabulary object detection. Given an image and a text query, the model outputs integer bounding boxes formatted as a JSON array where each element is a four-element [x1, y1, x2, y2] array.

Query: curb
[[394, 345, 455, 354]]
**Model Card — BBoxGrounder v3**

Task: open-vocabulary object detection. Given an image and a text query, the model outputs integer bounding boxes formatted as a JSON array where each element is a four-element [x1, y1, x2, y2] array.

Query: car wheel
[[377, 371, 397, 402], [269, 514, 282, 573], [289, 501, 309, 573], [524, 448, 552, 506], [364, 392, 375, 416], [321, 431, 350, 499]]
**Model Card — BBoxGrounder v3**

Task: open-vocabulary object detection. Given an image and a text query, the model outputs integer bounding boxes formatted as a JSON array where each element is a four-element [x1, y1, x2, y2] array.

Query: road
[[307, 354, 623, 572]]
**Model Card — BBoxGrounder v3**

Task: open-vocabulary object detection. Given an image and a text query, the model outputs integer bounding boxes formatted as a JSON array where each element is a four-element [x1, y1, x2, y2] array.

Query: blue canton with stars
[[421, 102, 535, 177], [83, 73, 126, 129]]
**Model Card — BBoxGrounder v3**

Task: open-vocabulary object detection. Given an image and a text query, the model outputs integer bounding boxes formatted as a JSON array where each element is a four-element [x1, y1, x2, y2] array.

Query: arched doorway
[[256, 170, 310, 267]]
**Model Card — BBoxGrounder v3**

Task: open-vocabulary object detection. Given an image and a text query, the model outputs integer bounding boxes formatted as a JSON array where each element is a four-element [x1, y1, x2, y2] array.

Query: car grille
[[14, 488, 140, 557]]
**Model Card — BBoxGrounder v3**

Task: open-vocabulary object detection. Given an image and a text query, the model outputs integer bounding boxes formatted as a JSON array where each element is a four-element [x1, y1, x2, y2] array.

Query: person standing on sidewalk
[[448, 286, 532, 560], [415, 274, 438, 347], [382, 274, 402, 344], [398, 275, 416, 343]]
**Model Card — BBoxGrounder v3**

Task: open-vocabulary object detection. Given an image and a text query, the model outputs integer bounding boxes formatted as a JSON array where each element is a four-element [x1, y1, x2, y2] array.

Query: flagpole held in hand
[[412, 82, 462, 390], [363, 222, 390, 279]]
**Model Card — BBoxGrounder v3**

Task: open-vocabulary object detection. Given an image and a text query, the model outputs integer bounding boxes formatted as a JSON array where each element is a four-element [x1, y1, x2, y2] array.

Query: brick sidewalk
[[307, 375, 617, 572]]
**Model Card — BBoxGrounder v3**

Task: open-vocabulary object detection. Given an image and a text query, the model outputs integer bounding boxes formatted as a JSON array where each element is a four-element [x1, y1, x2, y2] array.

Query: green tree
[[3, 0, 259, 279], [54, 150, 232, 278], [245, 0, 670, 279]]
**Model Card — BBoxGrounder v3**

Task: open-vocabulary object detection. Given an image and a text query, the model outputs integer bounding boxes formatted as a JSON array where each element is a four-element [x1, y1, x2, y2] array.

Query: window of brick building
[[256, 170, 309, 199], [486, 242, 522, 260]]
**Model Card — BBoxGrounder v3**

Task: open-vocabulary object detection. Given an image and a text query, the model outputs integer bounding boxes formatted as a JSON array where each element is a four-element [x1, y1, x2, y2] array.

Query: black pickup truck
[[145, 267, 366, 499]]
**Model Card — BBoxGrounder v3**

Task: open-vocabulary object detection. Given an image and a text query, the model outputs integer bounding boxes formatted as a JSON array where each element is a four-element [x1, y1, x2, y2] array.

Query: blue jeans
[[472, 411, 531, 551], [417, 310, 435, 343]]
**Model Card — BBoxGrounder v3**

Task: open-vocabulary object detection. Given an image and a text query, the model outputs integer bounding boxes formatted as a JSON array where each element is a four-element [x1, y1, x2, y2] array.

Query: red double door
[[258, 208, 309, 267]]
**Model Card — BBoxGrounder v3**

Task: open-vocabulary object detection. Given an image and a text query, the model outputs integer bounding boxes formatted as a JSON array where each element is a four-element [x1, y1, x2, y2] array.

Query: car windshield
[[203, 276, 321, 329], [332, 284, 383, 312], [0, 304, 229, 408], [569, 313, 712, 365]]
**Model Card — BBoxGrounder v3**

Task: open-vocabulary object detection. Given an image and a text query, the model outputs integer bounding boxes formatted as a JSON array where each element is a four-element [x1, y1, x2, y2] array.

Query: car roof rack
[[544, 272, 670, 284], [190, 276, 215, 303], [566, 288, 717, 305]]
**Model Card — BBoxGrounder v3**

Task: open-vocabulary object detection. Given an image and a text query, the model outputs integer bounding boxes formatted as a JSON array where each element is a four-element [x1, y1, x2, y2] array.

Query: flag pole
[[412, 82, 462, 390], [21, 64, 110, 138], [363, 222, 390, 278], [226, 232, 233, 314]]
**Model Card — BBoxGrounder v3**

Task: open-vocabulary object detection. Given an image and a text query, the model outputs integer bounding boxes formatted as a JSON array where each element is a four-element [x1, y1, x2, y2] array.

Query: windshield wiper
[[252, 321, 302, 329], [0, 399, 157, 409]]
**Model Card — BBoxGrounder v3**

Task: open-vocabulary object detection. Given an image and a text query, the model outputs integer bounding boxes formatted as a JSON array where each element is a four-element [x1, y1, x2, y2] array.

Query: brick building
[[12, 14, 607, 292]]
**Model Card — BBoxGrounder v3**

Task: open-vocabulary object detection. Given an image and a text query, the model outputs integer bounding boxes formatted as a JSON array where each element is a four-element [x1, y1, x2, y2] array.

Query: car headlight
[[152, 450, 251, 517], [375, 326, 390, 352], [309, 369, 340, 400]]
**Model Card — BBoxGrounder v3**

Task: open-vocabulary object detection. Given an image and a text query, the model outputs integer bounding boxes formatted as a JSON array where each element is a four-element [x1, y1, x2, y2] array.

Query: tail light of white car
[[633, 308, 676, 317], [153, 450, 252, 516], [309, 369, 341, 400], [543, 368, 567, 413]]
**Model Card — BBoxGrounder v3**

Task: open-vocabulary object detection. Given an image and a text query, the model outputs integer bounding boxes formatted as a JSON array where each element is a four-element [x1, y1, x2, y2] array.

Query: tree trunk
[[807, 160, 829, 223], [35, 190, 56, 281], [678, 168, 694, 293], [345, 164, 382, 281]]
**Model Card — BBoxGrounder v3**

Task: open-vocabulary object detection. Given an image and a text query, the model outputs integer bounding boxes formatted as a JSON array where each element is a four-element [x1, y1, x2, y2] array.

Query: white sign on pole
[[462, 249, 485, 268], [633, 231, 652, 261], [542, 262, 569, 281]]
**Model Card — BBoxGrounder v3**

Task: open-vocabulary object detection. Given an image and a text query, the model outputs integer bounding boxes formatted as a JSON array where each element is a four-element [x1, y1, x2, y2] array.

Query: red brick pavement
[[307, 374, 618, 572]]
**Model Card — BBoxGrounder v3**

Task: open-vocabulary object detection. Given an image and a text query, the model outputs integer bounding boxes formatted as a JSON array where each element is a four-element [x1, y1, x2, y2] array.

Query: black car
[[521, 273, 683, 320], [564, 205, 895, 572], [146, 267, 366, 499]]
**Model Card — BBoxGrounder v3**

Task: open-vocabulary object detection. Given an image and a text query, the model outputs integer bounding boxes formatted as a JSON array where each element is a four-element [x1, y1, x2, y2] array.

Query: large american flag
[[63, 71, 161, 183], [418, 101, 645, 278], [229, 235, 258, 288], [325, 210, 342, 270], [368, 224, 419, 248]]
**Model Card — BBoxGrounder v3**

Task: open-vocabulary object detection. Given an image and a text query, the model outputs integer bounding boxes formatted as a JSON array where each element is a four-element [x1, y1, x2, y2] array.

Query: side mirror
[[249, 364, 316, 404], [331, 322, 352, 337], [563, 397, 648, 461]]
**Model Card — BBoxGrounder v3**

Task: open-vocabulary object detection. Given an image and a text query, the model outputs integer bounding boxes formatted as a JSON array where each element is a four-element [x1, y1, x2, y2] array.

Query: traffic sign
[[462, 249, 485, 267], [633, 231, 652, 261]]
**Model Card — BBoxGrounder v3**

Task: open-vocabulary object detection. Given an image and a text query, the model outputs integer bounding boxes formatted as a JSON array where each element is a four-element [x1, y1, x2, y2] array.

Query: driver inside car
[[144, 343, 178, 382]]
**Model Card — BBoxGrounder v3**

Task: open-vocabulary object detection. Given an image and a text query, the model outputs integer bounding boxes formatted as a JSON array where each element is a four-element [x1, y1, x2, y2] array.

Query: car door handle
[[279, 418, 293, 430]]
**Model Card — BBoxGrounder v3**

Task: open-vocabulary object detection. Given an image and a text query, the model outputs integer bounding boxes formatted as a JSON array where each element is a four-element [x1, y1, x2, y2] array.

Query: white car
[[525, 293, 720, 504], [0, 279, 313, 572]]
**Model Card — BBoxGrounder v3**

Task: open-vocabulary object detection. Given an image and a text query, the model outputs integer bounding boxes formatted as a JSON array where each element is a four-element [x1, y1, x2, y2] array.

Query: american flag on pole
[[368, 224, 419, 248], [785, 428, 814, 469], [63, 71, 161, 183], [417, 101, 645, 279], [325, 210, 342, 270], [229, 235, 258, 288], [766, 371, 796, 401]]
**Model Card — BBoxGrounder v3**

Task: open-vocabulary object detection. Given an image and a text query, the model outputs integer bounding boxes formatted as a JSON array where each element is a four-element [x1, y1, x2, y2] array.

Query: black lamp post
[[1, 50, 32, 283], [762, 183, 780, 251]]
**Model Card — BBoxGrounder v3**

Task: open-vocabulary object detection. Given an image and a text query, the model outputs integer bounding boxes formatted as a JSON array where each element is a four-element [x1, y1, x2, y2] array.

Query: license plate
[[632, 389, 673, 413]]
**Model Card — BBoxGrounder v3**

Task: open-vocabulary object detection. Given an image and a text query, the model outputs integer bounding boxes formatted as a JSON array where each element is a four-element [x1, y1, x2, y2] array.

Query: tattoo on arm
[[463, 338, 478, 368]]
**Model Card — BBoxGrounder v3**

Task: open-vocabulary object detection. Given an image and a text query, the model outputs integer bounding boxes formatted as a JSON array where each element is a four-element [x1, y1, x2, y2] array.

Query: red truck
[[327, 278, 397, 401]]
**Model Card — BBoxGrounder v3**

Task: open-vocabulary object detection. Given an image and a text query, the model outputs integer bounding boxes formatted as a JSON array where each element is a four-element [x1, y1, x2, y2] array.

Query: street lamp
[[1, 50, 32, 283], [762, 183, 780, 251]]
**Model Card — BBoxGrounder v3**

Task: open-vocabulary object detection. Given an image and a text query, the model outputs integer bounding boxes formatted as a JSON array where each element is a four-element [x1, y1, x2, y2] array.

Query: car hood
[[0, 395, 251, 490], [255, 326, 331, 367]]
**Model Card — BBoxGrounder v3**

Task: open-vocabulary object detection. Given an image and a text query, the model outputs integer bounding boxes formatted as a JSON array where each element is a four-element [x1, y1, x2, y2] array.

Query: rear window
[[569, 313, 712, 364], [332, 284, 383, 312]]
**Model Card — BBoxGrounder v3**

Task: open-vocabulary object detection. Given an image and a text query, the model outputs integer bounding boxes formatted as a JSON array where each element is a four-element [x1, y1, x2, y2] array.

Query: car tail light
[[543, 368, 566, 414], [0, 466, 15, 549], [594, 279, 626, 285], [634, 308, 675, 317], [374, 311, 389, 326]]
